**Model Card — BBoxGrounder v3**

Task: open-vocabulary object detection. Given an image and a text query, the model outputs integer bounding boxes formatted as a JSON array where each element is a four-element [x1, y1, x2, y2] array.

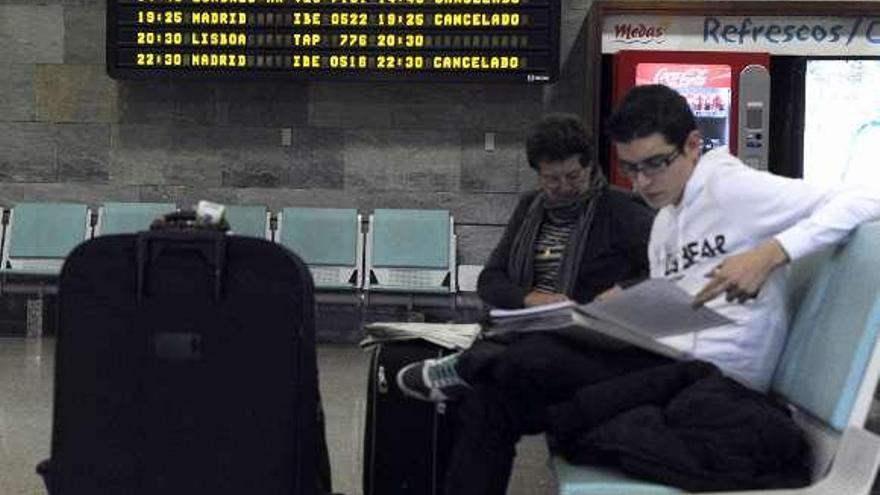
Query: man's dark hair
[[606, 84, 697, 150], [526, 113, 593, 170]]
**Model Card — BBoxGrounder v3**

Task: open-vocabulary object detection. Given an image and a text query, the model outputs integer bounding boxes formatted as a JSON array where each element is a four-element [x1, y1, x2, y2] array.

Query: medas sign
[[603, 15, 880, 55]]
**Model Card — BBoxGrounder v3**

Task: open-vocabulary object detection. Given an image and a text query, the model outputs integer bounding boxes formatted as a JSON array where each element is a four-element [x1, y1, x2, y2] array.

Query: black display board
[[106, 0, 560, 82]]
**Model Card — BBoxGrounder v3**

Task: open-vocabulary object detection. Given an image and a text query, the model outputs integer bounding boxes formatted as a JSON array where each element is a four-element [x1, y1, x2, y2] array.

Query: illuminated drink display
[[636, 63, 733, 153], [107, 0, 560, 82]]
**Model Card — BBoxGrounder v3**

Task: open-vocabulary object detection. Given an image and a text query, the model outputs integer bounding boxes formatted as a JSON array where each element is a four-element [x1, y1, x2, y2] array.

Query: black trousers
[[445, 334, 671, 495]]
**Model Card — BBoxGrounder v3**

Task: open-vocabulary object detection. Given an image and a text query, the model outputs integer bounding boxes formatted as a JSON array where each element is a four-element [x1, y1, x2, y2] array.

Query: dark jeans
[[445, 334, 671, 495]]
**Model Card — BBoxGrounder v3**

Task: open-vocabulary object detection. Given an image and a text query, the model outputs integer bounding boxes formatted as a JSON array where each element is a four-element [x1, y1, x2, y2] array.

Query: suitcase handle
[[136, 231, 226, 302]]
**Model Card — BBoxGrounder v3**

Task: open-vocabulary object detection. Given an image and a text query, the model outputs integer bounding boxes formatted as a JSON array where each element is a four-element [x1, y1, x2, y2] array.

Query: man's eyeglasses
[[619, 148, 681, 179]]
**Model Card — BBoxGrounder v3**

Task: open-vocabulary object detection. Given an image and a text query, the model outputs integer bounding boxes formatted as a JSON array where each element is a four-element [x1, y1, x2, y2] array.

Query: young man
[[607, 84, 880, 391], [396, 114, 663, 494]]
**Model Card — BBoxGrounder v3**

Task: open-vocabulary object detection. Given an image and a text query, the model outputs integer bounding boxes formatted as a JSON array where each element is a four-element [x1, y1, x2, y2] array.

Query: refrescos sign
[[603, 15, 880, 55]]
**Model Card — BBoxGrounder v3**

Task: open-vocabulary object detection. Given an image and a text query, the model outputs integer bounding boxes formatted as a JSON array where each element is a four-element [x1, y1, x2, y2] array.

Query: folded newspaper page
[[361, 322, 482, 350], [485, 279, 733, 359]]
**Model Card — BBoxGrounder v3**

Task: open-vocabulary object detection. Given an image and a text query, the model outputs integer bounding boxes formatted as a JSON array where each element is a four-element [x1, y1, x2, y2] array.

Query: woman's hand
[[524, 290, 569, 307]]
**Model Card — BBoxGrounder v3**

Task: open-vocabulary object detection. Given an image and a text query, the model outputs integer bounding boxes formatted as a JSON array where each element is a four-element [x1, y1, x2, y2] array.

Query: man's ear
[[684, 129, 703, 157]]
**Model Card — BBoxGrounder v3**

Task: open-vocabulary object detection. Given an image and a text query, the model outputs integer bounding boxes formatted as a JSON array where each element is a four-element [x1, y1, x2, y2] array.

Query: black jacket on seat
[[548, 361, 812, 492]]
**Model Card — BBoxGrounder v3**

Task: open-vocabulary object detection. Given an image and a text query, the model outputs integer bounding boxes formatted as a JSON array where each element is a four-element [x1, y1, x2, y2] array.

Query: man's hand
[[524, 290, 569, 307], [595, 285, 623, 302], [693, 239, 790, 307]]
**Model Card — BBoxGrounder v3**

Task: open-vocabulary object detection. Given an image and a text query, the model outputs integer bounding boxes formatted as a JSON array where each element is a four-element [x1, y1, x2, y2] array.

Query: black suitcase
[[46, 229, 319, 495], [362, 340, 457, 495]]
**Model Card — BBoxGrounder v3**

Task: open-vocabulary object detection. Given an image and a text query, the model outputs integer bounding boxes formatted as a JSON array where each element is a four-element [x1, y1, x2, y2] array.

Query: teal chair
[[0, 202, 91, 276], [553, 221, 880, 495], [364, 209, 456, 293], [276, 207, 362, 290], [225, 205, 270, 239], [95, 202, 177, 235]]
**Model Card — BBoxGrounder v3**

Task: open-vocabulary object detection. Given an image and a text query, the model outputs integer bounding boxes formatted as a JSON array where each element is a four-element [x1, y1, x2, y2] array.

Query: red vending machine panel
[[610, 50, 769, 188]]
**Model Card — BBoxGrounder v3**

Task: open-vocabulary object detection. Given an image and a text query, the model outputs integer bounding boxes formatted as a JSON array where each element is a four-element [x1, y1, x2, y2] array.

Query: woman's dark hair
[[606, 84, 697, 150], [526, 113, 593, 170]]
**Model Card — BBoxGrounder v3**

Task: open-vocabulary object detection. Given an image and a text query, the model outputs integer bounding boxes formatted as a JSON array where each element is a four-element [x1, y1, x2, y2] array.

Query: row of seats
[[0, 202, 477, 296]]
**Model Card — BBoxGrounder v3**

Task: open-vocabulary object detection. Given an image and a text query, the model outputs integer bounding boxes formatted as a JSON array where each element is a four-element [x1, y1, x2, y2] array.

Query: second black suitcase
[[362, 340, 457, 495]]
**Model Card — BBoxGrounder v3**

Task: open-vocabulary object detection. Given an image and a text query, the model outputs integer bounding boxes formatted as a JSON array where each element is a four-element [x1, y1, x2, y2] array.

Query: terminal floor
[[0, 337, 557, 495]]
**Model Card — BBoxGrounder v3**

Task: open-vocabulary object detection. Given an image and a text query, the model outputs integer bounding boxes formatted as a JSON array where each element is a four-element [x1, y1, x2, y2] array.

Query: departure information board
[[106, 0, 560, 82]]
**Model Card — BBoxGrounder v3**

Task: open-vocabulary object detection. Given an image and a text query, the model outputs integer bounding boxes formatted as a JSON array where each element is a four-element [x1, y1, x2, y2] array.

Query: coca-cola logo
[[613, 23, 667, 44], [652, 68, 708, 87]]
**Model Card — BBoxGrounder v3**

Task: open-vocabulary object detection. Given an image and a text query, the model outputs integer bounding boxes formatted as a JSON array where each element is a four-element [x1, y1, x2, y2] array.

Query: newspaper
[[484, 279, 734, 359], [360, 322, 482, 350]]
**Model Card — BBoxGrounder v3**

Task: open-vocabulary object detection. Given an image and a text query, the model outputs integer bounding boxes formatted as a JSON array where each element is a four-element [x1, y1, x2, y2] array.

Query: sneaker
[[396, 353, 470, 402]]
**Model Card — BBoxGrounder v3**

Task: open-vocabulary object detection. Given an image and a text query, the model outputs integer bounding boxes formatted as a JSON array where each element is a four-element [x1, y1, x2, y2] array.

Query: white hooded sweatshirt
[[651, 148, 880, 391]]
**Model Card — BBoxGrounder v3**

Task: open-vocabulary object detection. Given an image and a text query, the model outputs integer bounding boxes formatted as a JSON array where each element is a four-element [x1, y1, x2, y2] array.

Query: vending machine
[[609, 50, 771, 187]]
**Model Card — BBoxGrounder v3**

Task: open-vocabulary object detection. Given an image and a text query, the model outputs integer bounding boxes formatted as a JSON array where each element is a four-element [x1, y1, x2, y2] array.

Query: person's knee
[[490, 335, 567, 383], [457, 385, 518, 431]]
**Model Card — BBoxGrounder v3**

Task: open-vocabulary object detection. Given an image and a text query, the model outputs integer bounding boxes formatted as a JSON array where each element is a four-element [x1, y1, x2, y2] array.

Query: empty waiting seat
[[1, 202, 91, 275], [365, 209, 456, 293], [95, 202, 176, 236], [224, 205, 270, 239], [95, 203, 177, 237], [276, 207, 363, 290]]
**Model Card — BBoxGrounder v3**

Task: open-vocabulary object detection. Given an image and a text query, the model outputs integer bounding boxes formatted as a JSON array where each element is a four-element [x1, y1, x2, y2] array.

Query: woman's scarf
[[507, 167, 608, 298]]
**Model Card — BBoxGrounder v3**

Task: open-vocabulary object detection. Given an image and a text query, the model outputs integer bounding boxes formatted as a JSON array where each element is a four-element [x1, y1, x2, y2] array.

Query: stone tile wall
[[0, 0, 591, 265]]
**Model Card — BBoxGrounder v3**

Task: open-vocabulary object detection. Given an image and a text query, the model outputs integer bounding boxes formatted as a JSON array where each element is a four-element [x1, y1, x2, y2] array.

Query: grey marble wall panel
[[0, 64, 35, 121], [286, 127, 345, 189], [391, 84, 544, 132], [0, 5, 63, 63], [55, 123, 110, 182], [308, 82, 393, 128], [109, 124, 174, 185], [341, 191, 520, 225], [118, 80, 309, 126], [36, 64, 117, 123], [232, 189, 519, 226], [137, 185, 237, 209], [215, 81, 309, 127], [390, 103, 466, 131], [221, 149, 290, 189], [0, 123, 56, 182], [212, 127, 343, 189], [456, 224, 505, 265], [441, 192, 520, 225], [0, 183, 139, 209], [461, 131, 527, 193], [469, 84, 545, 105], [209, 126, 280, 149], [135, 185, 186, 206], [166, 127, 231, 189], [234, 188, 357, 212], [343, 130, 460, 192], [163, 152, 225, 188], [308, 101, 393, 129], [309, 81, 397, 105], [119, 80, 216, 125], [470, 98, 545, 132], [63, 5, 104, 64]]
